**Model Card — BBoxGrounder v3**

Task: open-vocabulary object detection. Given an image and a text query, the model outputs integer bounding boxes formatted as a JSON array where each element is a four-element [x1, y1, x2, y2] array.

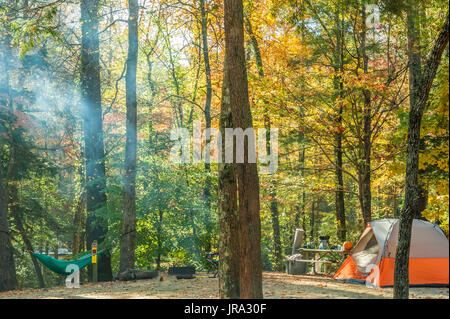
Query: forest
[[0, 0, 448, 300]]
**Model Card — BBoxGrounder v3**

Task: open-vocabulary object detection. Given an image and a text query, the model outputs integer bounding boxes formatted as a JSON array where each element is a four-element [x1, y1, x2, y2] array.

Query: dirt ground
[[0, 272, 448, 299]]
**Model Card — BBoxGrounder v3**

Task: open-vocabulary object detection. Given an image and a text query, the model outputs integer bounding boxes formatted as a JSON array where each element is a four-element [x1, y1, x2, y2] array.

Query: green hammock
[[31, 250, 106, 276]]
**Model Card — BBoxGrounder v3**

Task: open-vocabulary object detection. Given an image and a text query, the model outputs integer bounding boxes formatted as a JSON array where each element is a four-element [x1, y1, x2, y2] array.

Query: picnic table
[[296, 248, 350, 275]]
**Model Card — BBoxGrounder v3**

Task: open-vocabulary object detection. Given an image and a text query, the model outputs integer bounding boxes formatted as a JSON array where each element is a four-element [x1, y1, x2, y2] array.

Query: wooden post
[[92, 240, 98, 283]]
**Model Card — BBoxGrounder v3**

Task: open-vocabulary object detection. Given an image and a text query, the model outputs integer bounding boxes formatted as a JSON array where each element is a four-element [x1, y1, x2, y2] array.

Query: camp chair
[[206, 253, 219, 278]]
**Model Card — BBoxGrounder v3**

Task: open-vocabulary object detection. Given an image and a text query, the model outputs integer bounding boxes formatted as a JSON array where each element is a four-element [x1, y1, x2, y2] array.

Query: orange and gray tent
[[334, 219, 449, 287]]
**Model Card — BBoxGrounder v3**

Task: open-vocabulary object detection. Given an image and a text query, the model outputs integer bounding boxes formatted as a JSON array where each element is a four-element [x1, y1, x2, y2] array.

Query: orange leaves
[[13, 110, 33, 130]]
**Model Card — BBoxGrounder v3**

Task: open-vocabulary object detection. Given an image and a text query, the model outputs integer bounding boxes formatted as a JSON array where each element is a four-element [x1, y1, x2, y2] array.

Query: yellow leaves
[[419, 145, 449, 172], [436, 128, 448, 136], [386, 161, 404, 178], [436, 183, 449, 196], [421, 178, 449, 236], [437, 159, 449, 171]]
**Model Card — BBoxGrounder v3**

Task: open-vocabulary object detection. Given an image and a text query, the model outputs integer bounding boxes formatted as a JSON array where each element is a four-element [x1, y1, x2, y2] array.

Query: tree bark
[[156, 209, 163, 271], [199, 0, 214, 252], [120, 0, 138, 273], [244, 16, 264, 78], [80, 0, 112, 282], [0, 165, 16, 291], [200, 0, 213, 167], [9, 186, 45, 288], [310, 200, 316, 243], [393, 6, 449, 299], [269, 185, 283, 272], [333, 8, 346, 242], [266, 118, 282, 272], [360, 5, 372, 226], [0, 34, 17, 292], [72, 184, 86, 255], [301, 190, 306, 236], [218, 59, 240, 299], [224, 0, 263, 299], [146, 53, 156, 151], [164, 34, 184, 128]]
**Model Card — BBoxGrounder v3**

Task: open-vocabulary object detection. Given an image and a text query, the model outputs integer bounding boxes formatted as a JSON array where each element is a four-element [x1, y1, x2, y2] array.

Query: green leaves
[[2, 4, 59, 59]]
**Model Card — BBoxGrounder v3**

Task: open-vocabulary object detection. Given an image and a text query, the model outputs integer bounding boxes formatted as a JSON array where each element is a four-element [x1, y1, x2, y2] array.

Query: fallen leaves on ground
[[0, 272, 447, 300]]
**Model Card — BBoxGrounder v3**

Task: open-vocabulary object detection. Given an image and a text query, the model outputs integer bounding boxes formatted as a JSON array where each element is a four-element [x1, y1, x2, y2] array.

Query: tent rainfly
[[334, 219, 449, 287]]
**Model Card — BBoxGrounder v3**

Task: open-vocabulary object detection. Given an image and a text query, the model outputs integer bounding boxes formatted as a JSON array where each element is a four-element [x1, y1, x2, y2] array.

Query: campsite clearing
[[0, 272, 448, 299]]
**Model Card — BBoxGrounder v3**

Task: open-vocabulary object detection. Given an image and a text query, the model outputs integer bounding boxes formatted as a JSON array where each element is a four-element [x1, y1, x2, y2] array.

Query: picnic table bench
[[293, 248, 350, 275], [286, 229, 351, 276]]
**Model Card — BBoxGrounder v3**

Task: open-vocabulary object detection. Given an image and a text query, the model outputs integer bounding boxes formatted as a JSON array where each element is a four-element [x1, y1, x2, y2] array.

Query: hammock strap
[[121, 229, 136, 238]]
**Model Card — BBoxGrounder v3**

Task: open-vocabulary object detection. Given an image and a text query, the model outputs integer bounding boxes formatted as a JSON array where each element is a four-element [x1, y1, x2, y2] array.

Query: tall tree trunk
[[146, 53, 157, 152], [393, 7, 449, 299], [333, 8, 346, 242], [72, 191, 85, 255], [156, 209, 163, 271], [218, 59, 240, 299], [0, 33, 17, 292], [360, 6, 372, 225], [10, 186, 45, 288], [269, 183, 283, 272], [72, 157, 86, 255], [80, 0, 112, 282], [199, 0, 212, 169], [244, 16, 264, 78], [310, 200, 315, 244], [165, 35, 184, 128], [224, 0, 263, 299], [266, 120, 282, 272], [120, 0, 138, 273], [301, 191, 307, 241], [415, 4, 432, 221], [53, 240, 59, 260], [200, 0, 213, 251], [334, 96, 346, 241], [0, 165, 16, 292], [393, 192, 400, 218]]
